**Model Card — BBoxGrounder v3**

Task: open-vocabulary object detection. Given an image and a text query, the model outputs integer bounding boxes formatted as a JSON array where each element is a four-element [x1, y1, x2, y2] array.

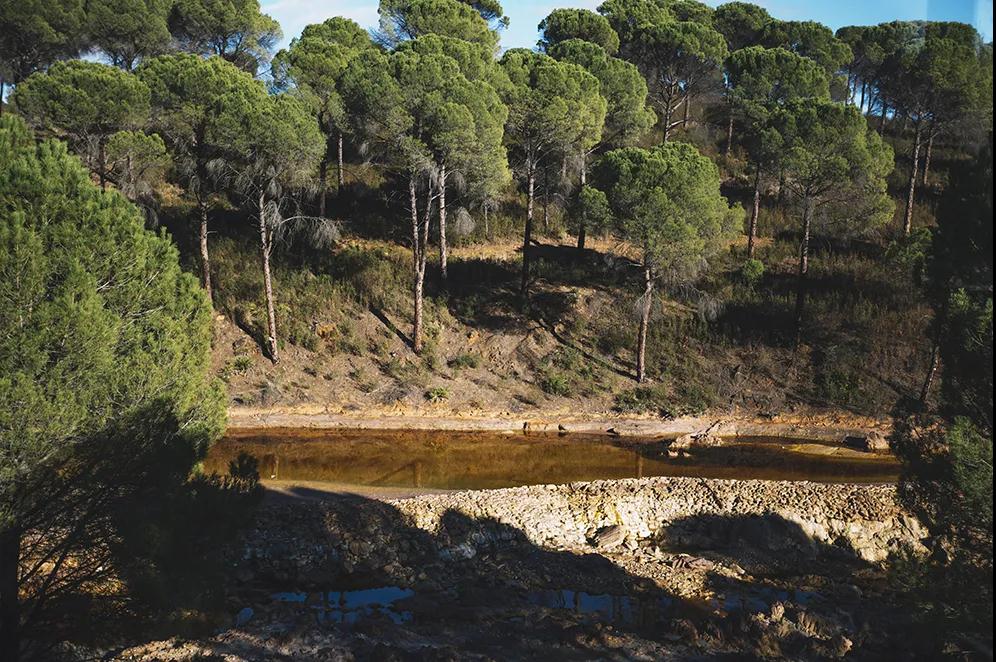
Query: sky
[[261, 0, 994, 51]]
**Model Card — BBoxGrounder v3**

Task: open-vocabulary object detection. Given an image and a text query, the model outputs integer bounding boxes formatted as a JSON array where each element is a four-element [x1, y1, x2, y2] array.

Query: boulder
[[843, 431, 890, 452], [671, 432, 726, 450], [591, 525, 626, 550]]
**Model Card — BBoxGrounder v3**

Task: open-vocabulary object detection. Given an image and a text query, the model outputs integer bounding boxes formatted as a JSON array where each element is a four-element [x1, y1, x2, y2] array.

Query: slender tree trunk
[[483, 204, 489, 238], [438, 163, 448, 282], [0, 79, 5, 117], [794, 198, 813, 341], [682, 95, 690, 127], [859, 82, 866, 114], [410, 177, 424, 353], [747, 167, 761, 259], [879, 103, 888, 132], [725, 112, 734, 155], [0, 527, 20, 662], [636, 264, 653, 383], [919, 298, 948, 405], [901, 114, 908, 134], [922, 123, 935, 186], [318, 140, 329, 218], [660, 95, 675, 143], [542, 165, 550, 231], [337, 133, 344, 189], [258, 193, 278, 362], [904, 121, 923, 236], [920, 337, 941, 406], [520, 164, 535, 299], [577, 155, 587, 250], [198, 201, 212, 304]]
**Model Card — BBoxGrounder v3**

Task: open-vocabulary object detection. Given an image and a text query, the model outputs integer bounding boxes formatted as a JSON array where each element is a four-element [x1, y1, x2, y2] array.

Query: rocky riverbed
[[120, 476, 932, 661]]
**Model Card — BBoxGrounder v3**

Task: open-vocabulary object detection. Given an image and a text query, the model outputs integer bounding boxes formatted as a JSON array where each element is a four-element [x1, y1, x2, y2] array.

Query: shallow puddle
[[527, 588, 675, 626], [205, 428, 899, 491], [271, 586, 415, 624]]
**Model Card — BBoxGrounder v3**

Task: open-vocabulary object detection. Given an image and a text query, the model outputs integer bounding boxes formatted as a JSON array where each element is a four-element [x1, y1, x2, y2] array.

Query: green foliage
[[500, 48, 606, 178], [740, 257, 764, 286], [449, 352, 481, 369], [12, 60, 151, 184], [0, 0, 85, 83], [378, 0, 499, 51], [548, 39, 655, 148], [538, 8, 620, 55], [891, 137, 992, 648], [86, 0, 172, 69], [0, 114, 225, 651], [424, 386, 449, 402], [775, 100, 894, 233], [602, 4, 727, 137], [594, 142, 741, 281], [713, 2, 772, 51], [169, 0, 282, 73], [760, 19, 852, 75]]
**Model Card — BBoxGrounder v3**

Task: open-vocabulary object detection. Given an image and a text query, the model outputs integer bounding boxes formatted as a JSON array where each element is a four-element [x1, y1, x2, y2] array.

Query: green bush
[[540, 372, 571, 396], [449, 352, 481, 369], [424, 386, 449, 402], [741, 258, 765, 287]]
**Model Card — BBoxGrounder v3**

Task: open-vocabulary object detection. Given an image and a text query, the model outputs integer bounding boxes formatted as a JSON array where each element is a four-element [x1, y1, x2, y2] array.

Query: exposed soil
[[117, 476, 928, 661]]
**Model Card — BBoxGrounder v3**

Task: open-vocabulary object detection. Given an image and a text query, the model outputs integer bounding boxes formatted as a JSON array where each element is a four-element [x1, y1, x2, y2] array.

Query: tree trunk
[[794, 199, 813, 341], [258, 193, 278, 362], [725, 112, 734, 155], [682, 95, 690, 127], [919, 337, 941, 406], [542, 165, 549, 231], [903, 121, 923, 236], [337, 133, 344, 189], [483, 204, 489, 238], [919, 298, 948, 405], [318, 141, 329, 218], [577, 155, 587, 250], [410, 177, 424, 353], [636, 264, 653, 383], [747, 167, 760, 259], [438, 163, 448, 282], [859, 82, 866, 114], [661, 99, 674, 143], [878, 103, 888, 132], [922, 124, 935, 186], [198, 202, 212, 304], [0, 527, 20, 662], [520, 165, 535, 299]]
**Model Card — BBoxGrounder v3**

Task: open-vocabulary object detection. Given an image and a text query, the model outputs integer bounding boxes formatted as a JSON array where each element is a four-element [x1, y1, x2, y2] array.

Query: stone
[[671, 432, 725, 449], [591, 525, 626, 550], [843, 431, 890, 452]]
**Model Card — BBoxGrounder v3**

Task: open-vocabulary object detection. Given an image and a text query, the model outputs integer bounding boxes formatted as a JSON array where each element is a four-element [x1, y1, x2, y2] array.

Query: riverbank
[[119, 475, 929, 661], [228, 405, 890, 441]]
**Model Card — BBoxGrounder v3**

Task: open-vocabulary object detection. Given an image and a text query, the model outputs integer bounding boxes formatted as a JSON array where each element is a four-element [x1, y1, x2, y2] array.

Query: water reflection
[[204, 428, 899, 491], [527, 589, 674, 626], [272, 586, 415, 624]]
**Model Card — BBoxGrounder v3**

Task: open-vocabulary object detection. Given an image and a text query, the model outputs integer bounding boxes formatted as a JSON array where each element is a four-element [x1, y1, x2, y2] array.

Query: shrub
[[540, 372, 571, 396], [424, 387, 449, 402], [741, 258, 765, 287], [449, 352, 481, 369]]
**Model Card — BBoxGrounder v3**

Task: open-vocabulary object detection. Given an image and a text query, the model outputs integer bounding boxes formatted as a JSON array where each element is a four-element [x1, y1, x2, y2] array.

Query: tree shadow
[[368, 304, 413, 350], [103, 488, 930, 659]]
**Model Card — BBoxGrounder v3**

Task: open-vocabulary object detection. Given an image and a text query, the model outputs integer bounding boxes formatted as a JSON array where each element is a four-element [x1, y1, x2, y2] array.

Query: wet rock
[[671, 432, 726, 449], [843, 431, 889, 452]]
